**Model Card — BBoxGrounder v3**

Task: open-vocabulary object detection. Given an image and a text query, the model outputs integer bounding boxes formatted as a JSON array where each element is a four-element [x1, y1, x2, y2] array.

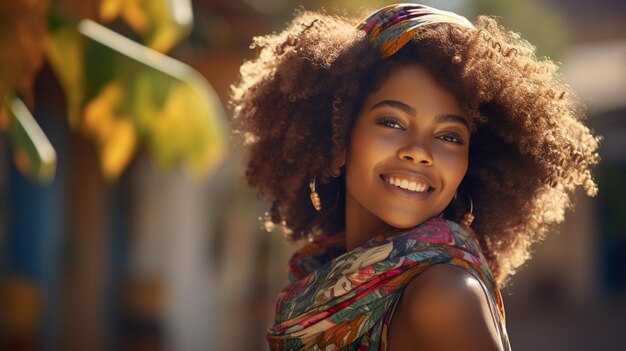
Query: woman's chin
[[381, 212, 446, 230], [382, 218, 427, 230]]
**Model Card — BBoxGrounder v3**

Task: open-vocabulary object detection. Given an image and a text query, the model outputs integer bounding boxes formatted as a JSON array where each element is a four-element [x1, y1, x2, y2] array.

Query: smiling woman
[[230, 3, 599, 350]]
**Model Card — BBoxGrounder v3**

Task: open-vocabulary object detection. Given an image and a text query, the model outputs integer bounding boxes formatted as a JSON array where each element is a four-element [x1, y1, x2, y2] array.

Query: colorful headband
[[357, 3, 475, 58]]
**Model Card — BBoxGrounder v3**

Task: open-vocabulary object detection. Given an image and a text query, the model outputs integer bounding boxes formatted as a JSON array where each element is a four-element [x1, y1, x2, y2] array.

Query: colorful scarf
[[267, 218, 510, 350], [357, 3, 475, 58]]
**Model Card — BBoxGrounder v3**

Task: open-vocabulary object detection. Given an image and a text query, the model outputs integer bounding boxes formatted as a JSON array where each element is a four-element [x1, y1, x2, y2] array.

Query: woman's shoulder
[[388, 264, 504, 351]]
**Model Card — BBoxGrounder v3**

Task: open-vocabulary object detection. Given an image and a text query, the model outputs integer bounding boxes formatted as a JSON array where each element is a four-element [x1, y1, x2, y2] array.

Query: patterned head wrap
[[357, 3, 475, 58]]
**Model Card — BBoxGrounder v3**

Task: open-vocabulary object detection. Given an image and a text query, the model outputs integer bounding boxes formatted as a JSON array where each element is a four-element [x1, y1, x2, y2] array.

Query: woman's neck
[[345, 191, 394, 251]]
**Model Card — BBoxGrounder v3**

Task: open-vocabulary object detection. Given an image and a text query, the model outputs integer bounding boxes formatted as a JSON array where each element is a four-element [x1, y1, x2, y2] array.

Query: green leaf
[[52, 19, 228, 180], [47, 21, 85, 128], [99, 0, 194, 53], [5, 96, 57, 183]]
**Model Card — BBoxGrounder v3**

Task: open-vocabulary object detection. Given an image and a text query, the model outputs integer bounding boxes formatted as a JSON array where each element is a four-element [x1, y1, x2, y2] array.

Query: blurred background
[[0, 0, 624, 350]]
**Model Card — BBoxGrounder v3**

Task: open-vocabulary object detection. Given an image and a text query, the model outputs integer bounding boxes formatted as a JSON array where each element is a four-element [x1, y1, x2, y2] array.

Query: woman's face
[[345, 63, 470, 232]]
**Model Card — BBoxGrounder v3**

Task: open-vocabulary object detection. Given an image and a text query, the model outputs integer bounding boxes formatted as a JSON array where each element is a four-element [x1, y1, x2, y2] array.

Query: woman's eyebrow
[[435, 114, 470, 129], [369, 99, 416, 116], [370, 100, 469, 129]]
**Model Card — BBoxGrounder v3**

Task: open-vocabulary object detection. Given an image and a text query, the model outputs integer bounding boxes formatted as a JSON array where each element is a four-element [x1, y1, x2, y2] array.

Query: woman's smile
[[379, 171, 436, 204], [376, 166, 440, 202], [380, 172, 435, 193]]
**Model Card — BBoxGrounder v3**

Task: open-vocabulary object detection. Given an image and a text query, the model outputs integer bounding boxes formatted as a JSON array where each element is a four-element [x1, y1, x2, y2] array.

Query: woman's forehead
[[362, 64, 467, 118]]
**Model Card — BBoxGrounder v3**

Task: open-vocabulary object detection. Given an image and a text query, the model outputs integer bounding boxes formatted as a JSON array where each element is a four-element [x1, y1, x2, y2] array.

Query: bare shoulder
[[388, 264, 503, 351]]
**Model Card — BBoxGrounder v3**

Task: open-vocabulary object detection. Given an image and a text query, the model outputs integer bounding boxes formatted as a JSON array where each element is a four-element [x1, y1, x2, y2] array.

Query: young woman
[[231, 3, 599, 350]]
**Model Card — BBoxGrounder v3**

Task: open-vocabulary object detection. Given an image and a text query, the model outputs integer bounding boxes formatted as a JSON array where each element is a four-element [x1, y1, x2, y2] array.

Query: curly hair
[[230, 11, 600, 286]]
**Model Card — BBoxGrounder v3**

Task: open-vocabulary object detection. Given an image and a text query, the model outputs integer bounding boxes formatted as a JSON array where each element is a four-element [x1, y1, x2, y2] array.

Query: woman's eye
[[437, 134, 464, 144], [377, 118, 404, 130]]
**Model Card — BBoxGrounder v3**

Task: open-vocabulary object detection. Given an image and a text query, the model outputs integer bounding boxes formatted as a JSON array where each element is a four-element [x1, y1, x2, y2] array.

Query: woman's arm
[[388, 264, 503, 351]]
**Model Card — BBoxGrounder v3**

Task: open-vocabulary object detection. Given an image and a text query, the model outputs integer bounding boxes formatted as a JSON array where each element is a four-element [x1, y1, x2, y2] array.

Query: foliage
[[0, 0, 227, 182]]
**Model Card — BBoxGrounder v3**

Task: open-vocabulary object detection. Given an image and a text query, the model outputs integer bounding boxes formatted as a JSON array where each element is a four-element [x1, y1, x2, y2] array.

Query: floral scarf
[[267, 218, 510, 350]]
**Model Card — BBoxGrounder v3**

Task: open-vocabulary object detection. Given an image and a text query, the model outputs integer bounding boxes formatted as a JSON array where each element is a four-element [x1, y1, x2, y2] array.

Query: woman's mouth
[[380, 174, 435, 193]]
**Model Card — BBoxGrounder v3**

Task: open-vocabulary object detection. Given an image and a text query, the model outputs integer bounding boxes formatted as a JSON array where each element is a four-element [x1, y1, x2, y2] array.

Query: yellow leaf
[[180, 84, 228, 178], [82, 82, 138, 180], [97, 0, 192, 52], [82, 82, 123, 137], [141, 0, 192, 53], [149, 82, 228, 178], [99, 0, 124, 22], [100, 117, 137, 180], [121, 0, 150, 34]]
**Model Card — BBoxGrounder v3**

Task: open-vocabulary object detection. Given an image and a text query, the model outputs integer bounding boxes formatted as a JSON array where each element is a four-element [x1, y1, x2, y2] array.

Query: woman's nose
[[397, 140, 433, 165]]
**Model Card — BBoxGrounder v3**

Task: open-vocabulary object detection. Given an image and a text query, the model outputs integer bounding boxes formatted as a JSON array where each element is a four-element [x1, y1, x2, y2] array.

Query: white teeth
[[384, 176, 430, 193]]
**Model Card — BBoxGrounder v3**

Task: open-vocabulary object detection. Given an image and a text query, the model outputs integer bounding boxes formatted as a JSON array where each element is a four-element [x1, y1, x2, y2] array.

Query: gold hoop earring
[[461, 193, 474, 228], [309, 177, 322, 212]]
